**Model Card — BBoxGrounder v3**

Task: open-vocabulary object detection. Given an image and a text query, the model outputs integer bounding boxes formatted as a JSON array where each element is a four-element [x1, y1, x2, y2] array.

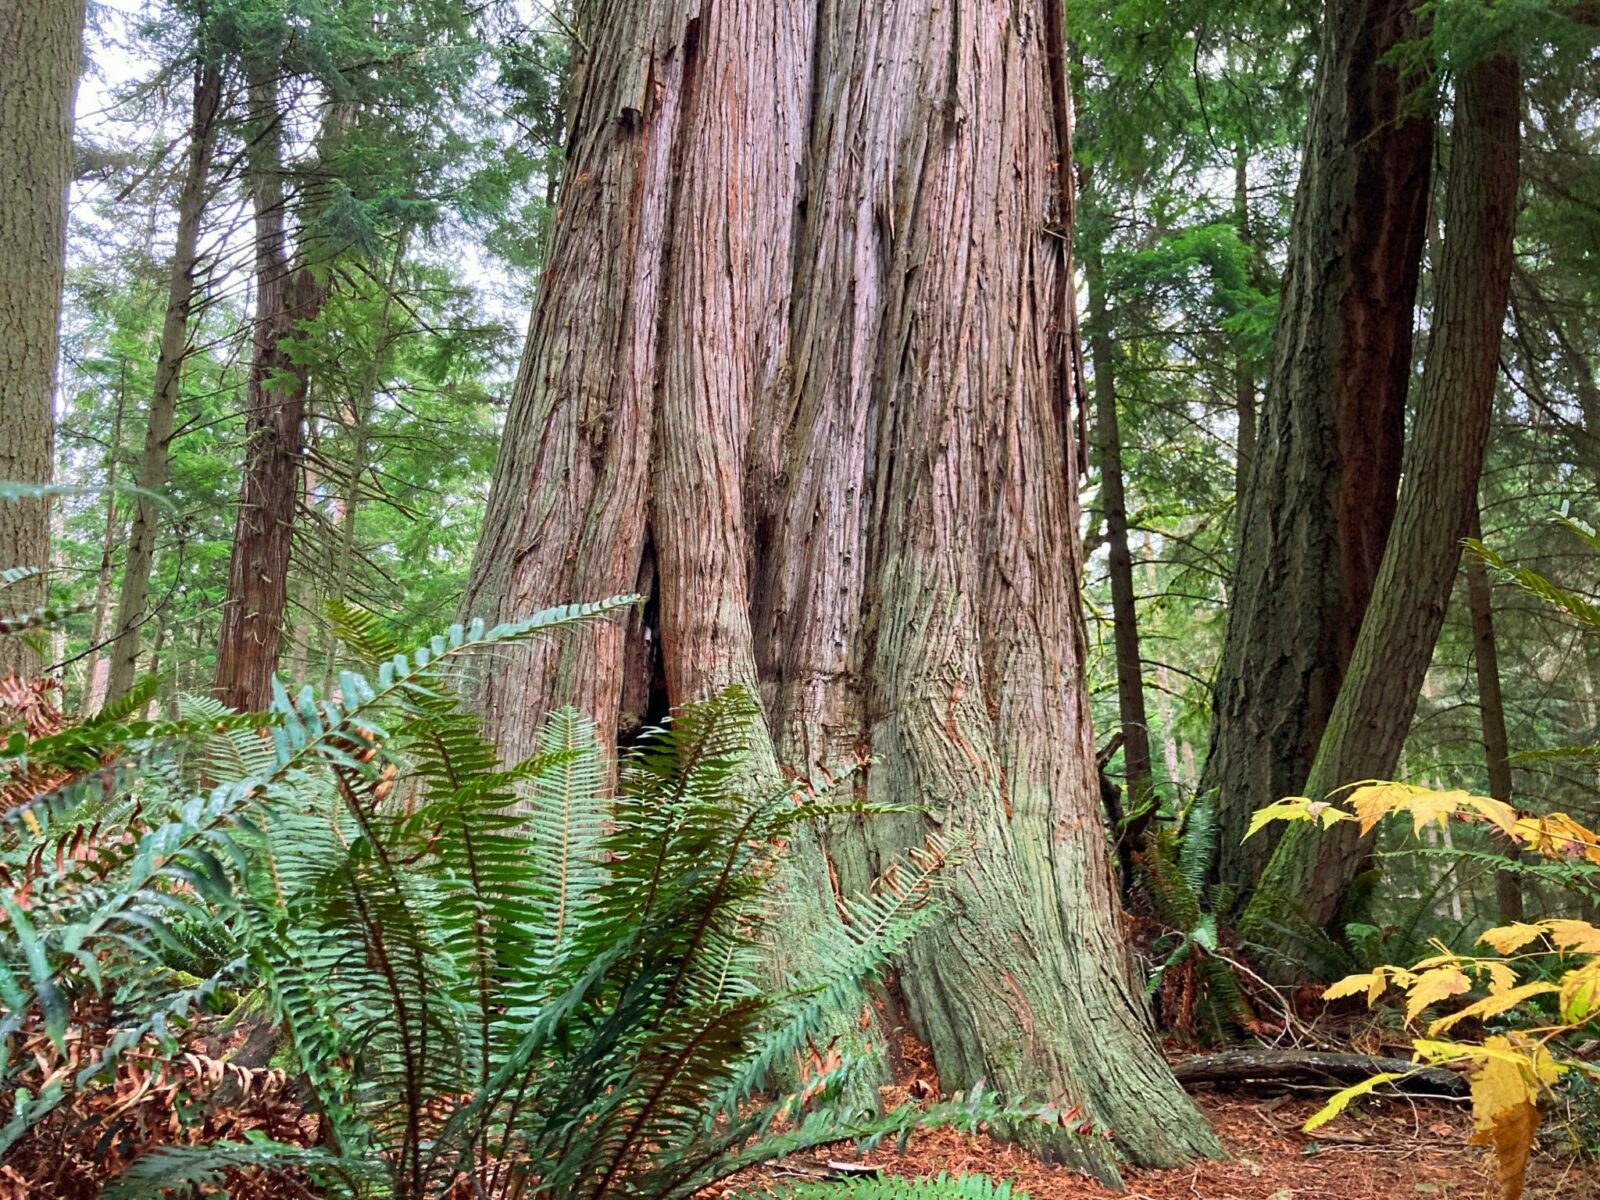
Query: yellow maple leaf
[[1539, 919, 1600, 954], [1559, 957, 1600, 1024], [1243, 796, 1354, 840], [1427, 981, 1559, 1036], [1478, 923, 1547, 955], [1471, 1099, 1539, 1200], [1302, 1072, 1404, 1133], [1476, 960, 1519, 996], [1404, 966, 1471, 1023], [1464, 1036, 1563, 1200], [1323, 971, 1385, 1006], [1460, 793, 1520, 838]]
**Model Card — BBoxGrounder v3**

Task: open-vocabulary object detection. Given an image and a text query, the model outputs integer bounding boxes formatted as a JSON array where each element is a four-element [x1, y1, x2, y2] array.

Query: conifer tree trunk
[[81, 387, 126, 712], [107, 62, 221, 705], [0, 0, 86, 678], [466, 0, 1217, 1180], [1204, 0, 1433, 894], [215, 65, 324, 711], [1465, 505, 1522, 924], [1085, 237, 1156, 863], [1243, 52, 1521, 946]]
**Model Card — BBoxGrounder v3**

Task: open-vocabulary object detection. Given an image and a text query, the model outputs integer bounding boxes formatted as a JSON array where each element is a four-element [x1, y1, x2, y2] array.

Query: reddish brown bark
[[214, 65, 324, 712], [465, 0, 1217, 1179]]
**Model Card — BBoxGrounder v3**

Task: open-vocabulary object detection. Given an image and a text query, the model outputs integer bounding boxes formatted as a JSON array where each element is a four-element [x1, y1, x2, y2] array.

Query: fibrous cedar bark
[[1243, 51, 1521, 945], [0, 0, 87, 678], [1204, 0, 1433, 894], [107, 62, 221, 705], [214, 64, 324, 712], [465, 0, 1217, 1179]]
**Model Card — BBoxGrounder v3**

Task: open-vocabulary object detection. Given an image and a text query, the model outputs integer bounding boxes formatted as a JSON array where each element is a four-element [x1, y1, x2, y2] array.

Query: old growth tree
[[464, 0, 1218, 1179]]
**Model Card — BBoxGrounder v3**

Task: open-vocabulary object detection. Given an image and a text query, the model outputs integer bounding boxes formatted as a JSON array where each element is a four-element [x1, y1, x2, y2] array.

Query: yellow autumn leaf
[[1404, 966, 1471, 1022], [1513, 812, 1600, 863], [1539, 919, 1600, 954], [1301, 1072, 1404, 1132], [1471, 1099, 1539, 1200], [1478, 923, 1547, 955], [1476, 959, 1519, 996], [1468, 1036, 1561, 1122], [1346, 782, 1474, 837], [1460, 792, 1520, 838], [1243, 797, 1353, 840], [1411, 1038, 1560, 1077], [1427, 981, 1559, 1036], [1558, 957, 1600, 1024], [1322, 971, 1384, 1005]]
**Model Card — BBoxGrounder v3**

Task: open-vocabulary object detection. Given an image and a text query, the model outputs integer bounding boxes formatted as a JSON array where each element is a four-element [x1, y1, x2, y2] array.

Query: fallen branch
[[1172, 1049, 1466, 1096]]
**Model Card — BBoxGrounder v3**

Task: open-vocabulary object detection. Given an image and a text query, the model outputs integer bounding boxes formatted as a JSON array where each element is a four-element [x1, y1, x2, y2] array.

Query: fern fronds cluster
[[2, 597, 1061, 1198]]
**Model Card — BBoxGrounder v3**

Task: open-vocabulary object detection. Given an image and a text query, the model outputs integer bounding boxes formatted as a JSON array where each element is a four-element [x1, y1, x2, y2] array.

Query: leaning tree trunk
[[107, 61, 220, 705], [1204, 0, 1433, 895], [464, 0, 1217, 1181], [214, 65, 323, 711], [0, 0, 86, 678], [1464, 505, 1522, 923], [1243, 51, 1521, 950]]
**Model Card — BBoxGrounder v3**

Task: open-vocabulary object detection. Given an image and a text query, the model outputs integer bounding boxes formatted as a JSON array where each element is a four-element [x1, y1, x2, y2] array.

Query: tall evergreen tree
[[0, 0, 87, 678], [464, 0, 1219, 1179]]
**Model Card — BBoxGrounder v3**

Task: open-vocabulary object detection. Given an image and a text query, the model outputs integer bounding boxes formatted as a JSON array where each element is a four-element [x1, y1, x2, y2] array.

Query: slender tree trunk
[[465, 0, 1217, 1179], [1204, 0, 1433, 895], [214, 64, 324, 711], [80, 384, 127, 712], [1085, 233, 1156, 864], [0, 0, 87, 678], [1232, 145, 1258, 518], [1465, 505, 1522, 922], [1244, 52, 1521, 948], [106, 62, 221, 704], [1144, 537, 1186, 788]]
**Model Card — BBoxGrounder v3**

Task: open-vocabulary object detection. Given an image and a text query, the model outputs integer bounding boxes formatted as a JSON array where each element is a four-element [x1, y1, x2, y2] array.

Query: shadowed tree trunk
[[1465, 504, 1522, 922], [1243, 51, 1521, 949], [1084, 230, 1156, 877], [214, 64, 325, 711], [0, 0, 87, 678], [107, 61, 221, 705], [464, 0, 1218, 1181], [1204, 0, 1433, 895]]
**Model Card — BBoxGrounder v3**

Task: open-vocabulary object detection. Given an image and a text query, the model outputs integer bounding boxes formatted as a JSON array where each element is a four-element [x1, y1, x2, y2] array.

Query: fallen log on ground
[[1172, 1048, 1466, 1095]]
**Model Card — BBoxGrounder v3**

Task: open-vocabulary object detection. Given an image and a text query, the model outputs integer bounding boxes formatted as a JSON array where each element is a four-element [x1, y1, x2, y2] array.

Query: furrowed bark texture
[[0, 0, 86, 678], [108, 62, 221, 705], [214, 67, 323, 711], [1244, 53, 1521, 946], [1204, 0, 1433, 893], [465, 0, 1217, 1179]]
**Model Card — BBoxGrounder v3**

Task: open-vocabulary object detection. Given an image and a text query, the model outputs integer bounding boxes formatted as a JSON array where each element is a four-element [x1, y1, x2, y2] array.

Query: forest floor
[[723, 1071, 1600, 1199]]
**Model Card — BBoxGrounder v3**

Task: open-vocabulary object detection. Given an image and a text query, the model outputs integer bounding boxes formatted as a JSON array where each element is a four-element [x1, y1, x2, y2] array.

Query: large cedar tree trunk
[[107, 62, 221, 704], [0, 0, 86, 677], [465, 0, 1217, 1179], [214, 66, 323, 711], [1204, 0, 1433, 893], [1243, 52, 1521, 945]]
